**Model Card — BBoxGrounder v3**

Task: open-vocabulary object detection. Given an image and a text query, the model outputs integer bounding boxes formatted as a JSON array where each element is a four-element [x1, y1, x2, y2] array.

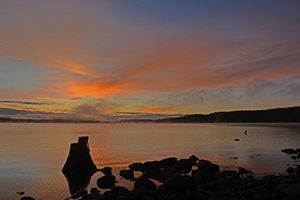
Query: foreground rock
[[72, 151, 300, 200]]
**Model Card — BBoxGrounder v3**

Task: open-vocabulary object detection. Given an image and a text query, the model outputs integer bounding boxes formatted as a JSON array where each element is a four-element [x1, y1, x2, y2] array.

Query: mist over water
[[0, 123, 299, 199]]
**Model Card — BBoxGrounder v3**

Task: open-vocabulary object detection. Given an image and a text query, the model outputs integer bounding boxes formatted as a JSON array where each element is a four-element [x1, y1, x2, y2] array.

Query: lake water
[[0, 123, 299, 200]]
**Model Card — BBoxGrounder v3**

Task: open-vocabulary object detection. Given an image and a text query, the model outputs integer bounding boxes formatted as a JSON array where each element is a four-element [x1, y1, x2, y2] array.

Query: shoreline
[[18, 147, 300, 200]]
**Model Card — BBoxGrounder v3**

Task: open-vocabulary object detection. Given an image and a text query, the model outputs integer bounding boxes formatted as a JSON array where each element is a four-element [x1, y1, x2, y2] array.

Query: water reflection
[[63, 172, 93, 198]]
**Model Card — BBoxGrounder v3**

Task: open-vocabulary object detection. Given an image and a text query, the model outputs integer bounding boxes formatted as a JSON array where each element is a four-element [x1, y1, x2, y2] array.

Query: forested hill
[[156, 106, 300, 123]]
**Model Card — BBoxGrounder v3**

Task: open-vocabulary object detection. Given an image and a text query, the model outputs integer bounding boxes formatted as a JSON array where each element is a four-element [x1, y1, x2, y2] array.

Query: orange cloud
[[142, 106, 177, 114]]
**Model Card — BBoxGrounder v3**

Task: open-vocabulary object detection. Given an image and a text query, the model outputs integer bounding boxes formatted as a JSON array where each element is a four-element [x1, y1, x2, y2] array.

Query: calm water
[[0, 123, 299, 200]]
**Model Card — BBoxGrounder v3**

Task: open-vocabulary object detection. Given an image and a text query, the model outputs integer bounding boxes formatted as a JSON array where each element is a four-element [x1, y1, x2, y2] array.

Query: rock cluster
[[68, 152, 300, 200]]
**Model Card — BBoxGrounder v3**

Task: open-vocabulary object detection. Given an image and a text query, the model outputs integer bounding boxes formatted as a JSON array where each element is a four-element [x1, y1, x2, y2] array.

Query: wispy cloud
[[0, 100, 53, 105]]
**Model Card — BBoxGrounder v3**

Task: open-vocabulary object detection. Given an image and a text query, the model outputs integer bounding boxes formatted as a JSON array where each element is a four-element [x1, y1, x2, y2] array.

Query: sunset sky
[[0, 0, 300, 121]]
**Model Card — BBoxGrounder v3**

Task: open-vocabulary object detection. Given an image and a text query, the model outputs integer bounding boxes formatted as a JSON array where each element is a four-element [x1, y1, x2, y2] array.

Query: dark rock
[[129, 162, 144, 172], [189, 155, 199, 165], [97, 175, 116, 189], [175, 159, 193, 174], [239, 167, 252, 175], [163, 174, 194, 193], [286, 167, 296, 175], [134, 176, 157, 190], [90, 187, 100, 195], [281, 148, 297, 155], [143, 169, 169, 182], [234, 138, 240, 141], [279, 182, 300, 197], [17, 192, 25, 195], [291, 155, 297, 160], [20, 197, 35, 200], [197, 159, 220, 174], [159, 157, 178, 168], [119, 169, 134, 180], [111, 186, 130, 196], [99, 167, 112, 175], [143, 161, 162, 171], [192, 169, 215, 184]]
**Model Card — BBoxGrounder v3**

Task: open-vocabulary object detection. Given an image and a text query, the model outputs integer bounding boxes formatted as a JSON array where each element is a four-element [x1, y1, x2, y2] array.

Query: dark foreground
[[19, 150, 300, 200]]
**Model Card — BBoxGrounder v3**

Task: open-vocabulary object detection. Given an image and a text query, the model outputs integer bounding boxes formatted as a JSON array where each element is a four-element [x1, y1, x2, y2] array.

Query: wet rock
[[189, 155, 199, 165], [129, 162, 144, 172], [238, 167, 252, 175], [282, 148, 297, 155], [134, 176, 157, 190], [192, 169, 215, 184], [97, 175, 116, 189], [197, 159, 220, 174], [111, 186, 130, 196], [99, 167, 112, 175], [119, 169, 134, 180], [143, 169, 169, 182], [143, 161, 162, 171], [279, 182, 300, 198], [286, 167, 296, 175], [90, 187, 100, 195], [163, 174, 194, 193], [291, 155, 297, 160], [176, 159, 193, 174], [159, 157, 178, 168], [20, 197, 35, 200]]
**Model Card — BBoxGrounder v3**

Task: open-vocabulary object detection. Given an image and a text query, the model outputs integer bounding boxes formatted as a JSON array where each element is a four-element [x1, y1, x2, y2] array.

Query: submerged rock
[[281, 148, 297, 155]]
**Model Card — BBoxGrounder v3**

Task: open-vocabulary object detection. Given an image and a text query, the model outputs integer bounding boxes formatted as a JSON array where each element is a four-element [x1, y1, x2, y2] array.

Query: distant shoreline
[[1, 105, 300, 123]]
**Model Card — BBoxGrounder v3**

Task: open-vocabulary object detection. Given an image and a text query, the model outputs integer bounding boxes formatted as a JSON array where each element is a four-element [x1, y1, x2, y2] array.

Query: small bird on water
[[244, 130, 248, 135]]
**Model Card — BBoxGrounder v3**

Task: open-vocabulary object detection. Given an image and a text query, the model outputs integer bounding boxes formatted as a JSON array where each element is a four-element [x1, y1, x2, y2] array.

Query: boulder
[[97, 175, 116, 189], [99, 167, 112, 175], [143, 161, 162, 172], [189, 155, 199, 165], [134, 176, 157, 190], [163, 174, 194, 193], [176, 159, 193, 174], [119, 169, 134, 180], [197, 159, 220, 174], [129, 162, 144, 172], [192, 169, 215, 184], [143, 169, 169, 182], [159, 157, 178, 168]]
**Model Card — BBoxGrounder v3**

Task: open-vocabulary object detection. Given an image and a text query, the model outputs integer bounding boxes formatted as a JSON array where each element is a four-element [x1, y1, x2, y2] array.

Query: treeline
[[156, 106, 300, 123]]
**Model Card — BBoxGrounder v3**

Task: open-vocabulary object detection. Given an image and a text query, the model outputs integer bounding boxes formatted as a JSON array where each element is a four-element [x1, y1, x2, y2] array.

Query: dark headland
[[121, 106, 300, 123]]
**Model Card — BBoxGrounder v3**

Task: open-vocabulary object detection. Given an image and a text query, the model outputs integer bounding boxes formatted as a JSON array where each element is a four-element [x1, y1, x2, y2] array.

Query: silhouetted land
[[1, 106, 300, 123], [122, 106, 300, 123]]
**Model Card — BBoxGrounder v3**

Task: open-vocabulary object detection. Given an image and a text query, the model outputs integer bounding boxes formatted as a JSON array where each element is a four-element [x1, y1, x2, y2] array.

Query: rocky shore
[[19, 144, 300, 200]]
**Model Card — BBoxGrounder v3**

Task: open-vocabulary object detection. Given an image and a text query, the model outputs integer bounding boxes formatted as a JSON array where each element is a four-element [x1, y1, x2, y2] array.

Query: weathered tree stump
[[62, 136, 98, 176]]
